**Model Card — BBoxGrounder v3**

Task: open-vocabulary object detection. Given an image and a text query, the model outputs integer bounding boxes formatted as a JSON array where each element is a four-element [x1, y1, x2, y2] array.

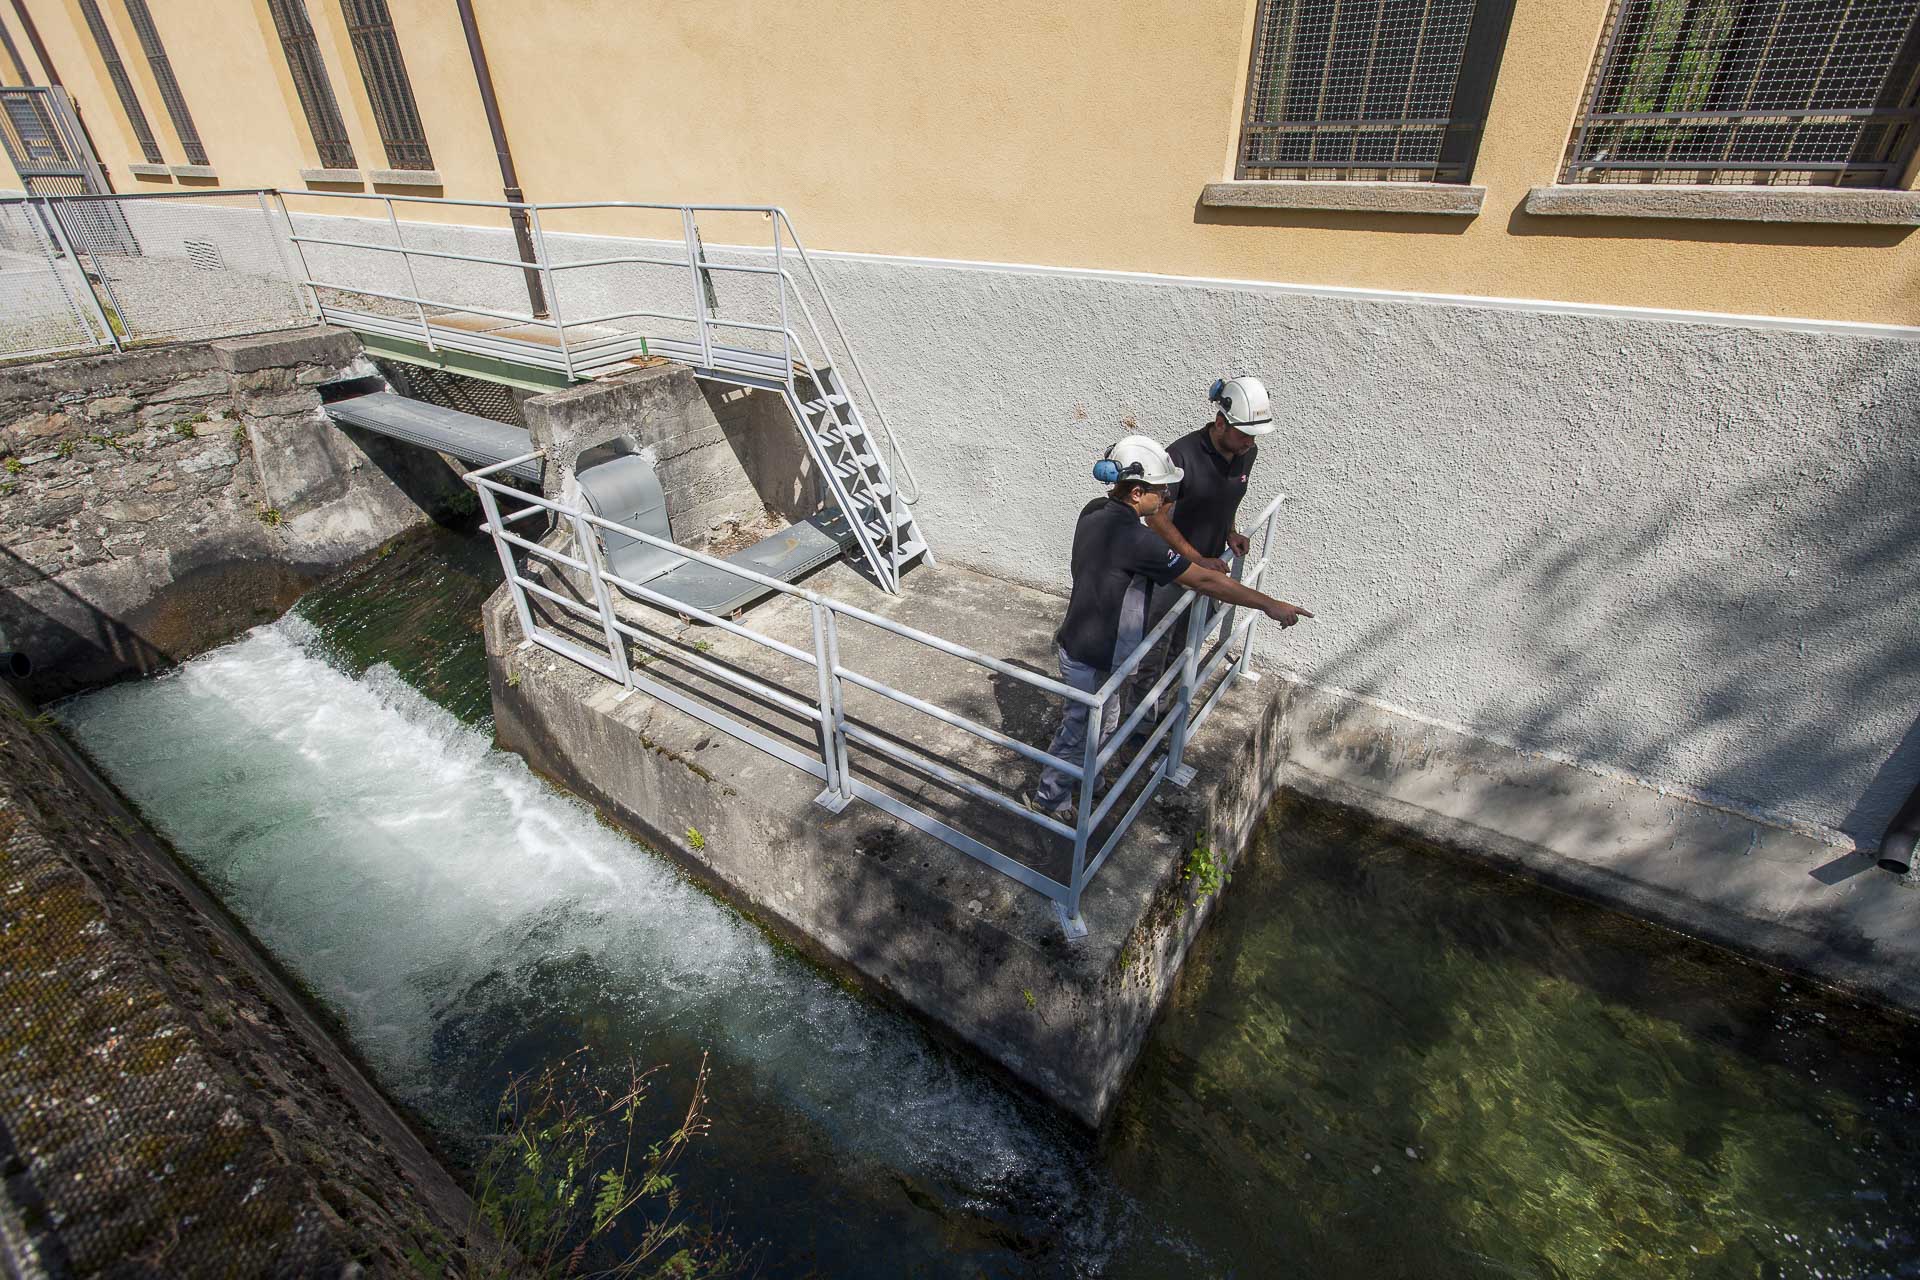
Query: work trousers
[[1031, 646, 1125, 813]]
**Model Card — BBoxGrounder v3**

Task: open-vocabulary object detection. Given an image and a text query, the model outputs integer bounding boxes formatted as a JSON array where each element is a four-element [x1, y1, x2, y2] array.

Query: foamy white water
[[60, 616, 1147, 1272]]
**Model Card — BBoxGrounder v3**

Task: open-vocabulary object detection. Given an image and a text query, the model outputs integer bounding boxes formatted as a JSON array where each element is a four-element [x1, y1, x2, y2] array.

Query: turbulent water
[[59, 530, 1920, 1278]]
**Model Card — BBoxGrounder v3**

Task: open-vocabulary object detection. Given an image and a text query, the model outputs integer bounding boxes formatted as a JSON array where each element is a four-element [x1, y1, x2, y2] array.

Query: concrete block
[[147, 371, 229, 403], [1201, 180, 1485, 216], [1524, 183, 1920, 225], [485, 557, 1284, 1126], [213, 326, 359, 375]]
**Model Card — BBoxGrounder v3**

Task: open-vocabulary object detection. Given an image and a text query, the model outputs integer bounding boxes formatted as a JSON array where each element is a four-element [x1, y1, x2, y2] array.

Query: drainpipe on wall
[[1875, 782, 1920, 875], [453, 0, 547, 320], [10, 0, 115, 192]]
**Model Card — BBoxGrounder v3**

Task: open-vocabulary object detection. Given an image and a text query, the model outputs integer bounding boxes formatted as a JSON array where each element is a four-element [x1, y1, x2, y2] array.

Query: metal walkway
[[322, 391, 541, 483], [279, 194, 931, 594]]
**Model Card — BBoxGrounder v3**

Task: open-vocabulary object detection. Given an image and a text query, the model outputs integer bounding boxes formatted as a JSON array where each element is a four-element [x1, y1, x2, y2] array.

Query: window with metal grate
[[119, 0, 206, 167], [74, 0, 160, 164], [340, 0, 432, 170], [1236, 0, 1516, 183], [1564, 0, 1920, 187], [266, 0, 355, 170]]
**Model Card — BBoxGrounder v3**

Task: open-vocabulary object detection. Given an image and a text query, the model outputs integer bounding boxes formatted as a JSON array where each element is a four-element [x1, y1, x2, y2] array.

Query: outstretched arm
[[1146, 504, 1228, 575], [1174, 564, 1313, 627]]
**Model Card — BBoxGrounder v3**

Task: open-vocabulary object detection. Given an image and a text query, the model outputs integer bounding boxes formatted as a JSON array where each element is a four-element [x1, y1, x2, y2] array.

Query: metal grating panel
[[119, 0, 207, 168], [1237, 0, 1487, 182], [379, 360, 526, 428], [341, 0, 432, 170], [73, 0, 161, 164], [1565, 0, 1920, 186], [267, 0, 355, 171]]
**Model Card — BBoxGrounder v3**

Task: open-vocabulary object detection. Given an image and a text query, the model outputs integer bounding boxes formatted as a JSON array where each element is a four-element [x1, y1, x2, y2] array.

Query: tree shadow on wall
[[1301, 348, 1920, 850]]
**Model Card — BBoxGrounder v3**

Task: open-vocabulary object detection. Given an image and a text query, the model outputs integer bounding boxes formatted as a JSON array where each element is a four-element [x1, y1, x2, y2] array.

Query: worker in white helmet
[[1147, 376, 1274, 574], [1025, 435, 1311, 820]]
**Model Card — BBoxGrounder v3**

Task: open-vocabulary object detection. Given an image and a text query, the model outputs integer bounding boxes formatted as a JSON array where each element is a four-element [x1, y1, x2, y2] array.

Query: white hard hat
[[1095, 435, 1184, 487], [1208, 376, 1274, 434]]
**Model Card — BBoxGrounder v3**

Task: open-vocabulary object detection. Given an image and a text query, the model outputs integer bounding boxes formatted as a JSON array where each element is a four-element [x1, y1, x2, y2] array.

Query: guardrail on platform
[[467, 449, 1285, 936]]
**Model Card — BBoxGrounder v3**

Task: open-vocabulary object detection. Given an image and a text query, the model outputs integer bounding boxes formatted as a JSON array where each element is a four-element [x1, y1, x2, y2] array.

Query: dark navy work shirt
[[1166, 427, 1257, 560], [1056, 498, 1191, 669]]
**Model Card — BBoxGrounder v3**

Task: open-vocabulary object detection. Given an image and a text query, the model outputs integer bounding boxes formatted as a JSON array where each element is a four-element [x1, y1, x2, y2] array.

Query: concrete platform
[[483, 556, 1284, 1127]]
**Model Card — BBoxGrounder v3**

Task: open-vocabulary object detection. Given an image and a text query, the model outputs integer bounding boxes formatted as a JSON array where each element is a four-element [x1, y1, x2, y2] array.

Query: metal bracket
[[1053, 901, 1089, 941], [1168, 763, 1198, 788], [1239, 670, 1263, 684], [813, 787, 854, 814]]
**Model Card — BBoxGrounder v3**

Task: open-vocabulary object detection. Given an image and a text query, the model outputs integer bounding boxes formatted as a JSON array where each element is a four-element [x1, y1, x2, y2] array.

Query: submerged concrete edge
[[1269, 677, 1920, 1017]]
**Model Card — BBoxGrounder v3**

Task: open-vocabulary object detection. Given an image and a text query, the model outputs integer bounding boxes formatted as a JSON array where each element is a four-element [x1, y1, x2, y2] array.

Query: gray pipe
[[1876, 782, 1920, 875]]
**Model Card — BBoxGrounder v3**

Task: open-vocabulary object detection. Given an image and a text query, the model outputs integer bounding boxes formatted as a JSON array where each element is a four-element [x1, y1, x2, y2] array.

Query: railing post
[[525, 205, 574, 381], [1165, 596, 1207, 788], [38, 197, 119, 353], [569, 509, 630, 689], [774, 212, 790, 375], [811, 603, 853, 813], [822, 606, 853, 804], [682, 206, 713, 368], [271, 189, 324, 323], [475, 482, 538, 645], [1059, 692, 1101, 940], [1233, 503, 1282, 684], [383, 195, 435, 353]]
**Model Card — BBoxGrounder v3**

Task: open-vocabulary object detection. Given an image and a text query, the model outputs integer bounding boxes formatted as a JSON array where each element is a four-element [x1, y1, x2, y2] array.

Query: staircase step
[[818, 424, 865, 446], [803, 394, 849, 414], [896, 539, 927, 563]]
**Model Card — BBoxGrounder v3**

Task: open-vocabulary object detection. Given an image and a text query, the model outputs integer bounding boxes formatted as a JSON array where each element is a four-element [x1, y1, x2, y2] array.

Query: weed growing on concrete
[[692, 639, 713, 655], [685, 826, 706, 851], [54, 439, 75, 459], [442, 489, 479, 519], [1023, 988, 1037, 1011], [172, 416, 205, 439], [256, 505, 284, 527], [1182, 831, 1228, 906], [506, 670, 521, 688], [470, 1052, 738, 1279], [2, 456, 21, 475], [1, 482, 13, 498], [87, 432, 127, 454]]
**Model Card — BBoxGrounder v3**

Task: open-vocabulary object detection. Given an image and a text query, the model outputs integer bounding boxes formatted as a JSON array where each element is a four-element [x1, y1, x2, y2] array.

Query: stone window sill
[[170, 164, 217, 180], [299, 167, 363, 184], [1524, 184, 1920, 226], [1201, 179, 1485, 216], [370, 168, 442, 188], [128, 163, 171, 179]]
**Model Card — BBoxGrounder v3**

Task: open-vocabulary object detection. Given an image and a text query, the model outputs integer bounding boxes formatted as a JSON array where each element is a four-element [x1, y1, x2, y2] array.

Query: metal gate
[[0, 86, 105, 196]]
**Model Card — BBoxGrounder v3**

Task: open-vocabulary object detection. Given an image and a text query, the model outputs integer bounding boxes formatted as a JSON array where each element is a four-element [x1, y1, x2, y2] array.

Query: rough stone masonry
[[0, 326, 464, 700]]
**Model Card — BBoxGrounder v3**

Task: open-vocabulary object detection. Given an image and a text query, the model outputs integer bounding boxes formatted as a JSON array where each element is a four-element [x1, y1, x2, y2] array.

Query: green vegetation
[[470, 1054, 736, 1279], [55, 439, 76, 459], [685, 827, 706, 851], [1022, 988, 1036, 1011], [257, 506, 284, 528], [1182, 831, 1228, 906], [3, 456, 21, 475]]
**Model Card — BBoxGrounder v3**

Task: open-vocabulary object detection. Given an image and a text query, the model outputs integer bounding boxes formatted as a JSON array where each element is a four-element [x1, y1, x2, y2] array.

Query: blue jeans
[[1032, 646, 1124, 812]]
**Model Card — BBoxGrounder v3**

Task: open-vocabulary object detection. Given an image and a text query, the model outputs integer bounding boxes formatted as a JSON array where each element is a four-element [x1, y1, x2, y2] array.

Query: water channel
[[58, 529, 1920, 1277]]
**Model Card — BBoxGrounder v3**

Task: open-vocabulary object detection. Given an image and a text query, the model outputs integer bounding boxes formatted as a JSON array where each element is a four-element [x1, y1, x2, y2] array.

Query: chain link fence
[[0, 198, 108, 362], [52, 191, 314, 347]]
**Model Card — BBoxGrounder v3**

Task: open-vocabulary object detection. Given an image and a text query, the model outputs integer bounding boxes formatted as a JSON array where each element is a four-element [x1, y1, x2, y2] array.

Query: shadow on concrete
[[1301, 346, 1920, 851]]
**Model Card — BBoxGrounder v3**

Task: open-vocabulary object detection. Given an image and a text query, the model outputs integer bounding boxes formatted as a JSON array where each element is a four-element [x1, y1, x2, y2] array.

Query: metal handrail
[[466, 448, 1285, 934]]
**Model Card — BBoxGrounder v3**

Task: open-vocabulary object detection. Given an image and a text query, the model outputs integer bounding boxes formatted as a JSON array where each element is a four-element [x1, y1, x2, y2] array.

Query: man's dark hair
[[1111, 479, 1154, 502]]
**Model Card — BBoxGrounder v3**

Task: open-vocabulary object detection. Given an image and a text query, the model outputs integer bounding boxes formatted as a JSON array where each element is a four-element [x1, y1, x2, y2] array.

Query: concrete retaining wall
[[0, 326, 465, 699], [287, 212, 1920, 854]]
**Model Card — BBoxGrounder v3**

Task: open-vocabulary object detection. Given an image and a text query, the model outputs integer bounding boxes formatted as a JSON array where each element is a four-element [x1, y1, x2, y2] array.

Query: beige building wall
[[8, 0, 1920, 325]]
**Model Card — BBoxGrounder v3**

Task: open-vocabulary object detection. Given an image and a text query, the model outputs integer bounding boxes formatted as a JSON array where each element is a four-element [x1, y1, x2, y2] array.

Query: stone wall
[[0, 680, 479, 1274], [0, 327, 464, 700]]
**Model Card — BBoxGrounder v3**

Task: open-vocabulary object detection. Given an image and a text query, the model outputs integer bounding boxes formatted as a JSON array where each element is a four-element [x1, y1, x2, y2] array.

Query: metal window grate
[[341, 0, 432, 170], [267, 0, 356, 170], [119, 0, 207, 167], [1565, 0, 1920, 186], [1236, 0, 1499, 182], [74, 0, 160, 164]]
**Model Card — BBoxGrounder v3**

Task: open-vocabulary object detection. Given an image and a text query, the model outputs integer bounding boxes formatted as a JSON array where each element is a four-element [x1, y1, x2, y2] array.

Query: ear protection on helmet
[[1208, 377, 1226, 404], [1092, 443, 1145, 485]]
